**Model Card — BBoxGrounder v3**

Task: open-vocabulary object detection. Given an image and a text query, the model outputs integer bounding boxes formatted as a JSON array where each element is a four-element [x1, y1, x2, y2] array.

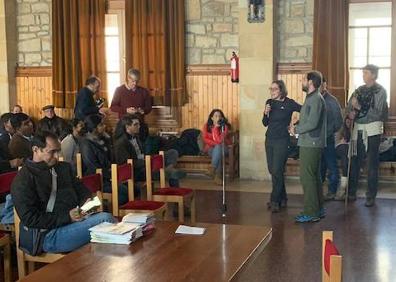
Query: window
[[105, 9, 125, 103], [348, 2, 392, 103]]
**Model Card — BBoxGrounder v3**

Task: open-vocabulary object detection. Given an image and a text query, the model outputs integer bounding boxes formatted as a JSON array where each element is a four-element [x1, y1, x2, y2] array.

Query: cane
[[344, 117, 355, 213], [221, 124, 227, 217]]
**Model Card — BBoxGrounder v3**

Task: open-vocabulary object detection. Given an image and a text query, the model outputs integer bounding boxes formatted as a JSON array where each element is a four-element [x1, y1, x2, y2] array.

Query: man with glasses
[[11, 131, 114, 253]]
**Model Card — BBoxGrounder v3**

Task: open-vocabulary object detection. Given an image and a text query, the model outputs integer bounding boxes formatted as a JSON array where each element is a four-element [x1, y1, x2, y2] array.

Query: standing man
[[321, 78, 343, 200], [37, 105, 70, 141], [346, 64, 388, 207], [290, 71, 326, 223], [110, 68, 153, 118], [74, 76, 106, 121]]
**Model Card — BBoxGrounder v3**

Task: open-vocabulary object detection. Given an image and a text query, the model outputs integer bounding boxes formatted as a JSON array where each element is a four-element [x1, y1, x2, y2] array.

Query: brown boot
[[214, 174, 223, 186]]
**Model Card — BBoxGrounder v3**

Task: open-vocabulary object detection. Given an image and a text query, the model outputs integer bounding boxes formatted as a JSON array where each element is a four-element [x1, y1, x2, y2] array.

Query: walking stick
[[345, 117, 355, 213], [221, 124, 227, 217]]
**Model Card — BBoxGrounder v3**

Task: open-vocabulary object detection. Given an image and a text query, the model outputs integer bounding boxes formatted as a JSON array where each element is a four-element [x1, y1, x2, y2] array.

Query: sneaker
[[318, 208, 326, 218], [324, 192, 336, 201], [365, 198, 375, 207], [271, 202, 280, 213], [295, 214, 320, 223]]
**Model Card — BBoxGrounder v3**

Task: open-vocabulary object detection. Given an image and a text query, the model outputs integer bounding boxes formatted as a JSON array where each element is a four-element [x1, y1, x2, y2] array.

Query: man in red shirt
[[110, 68, 153, 118]]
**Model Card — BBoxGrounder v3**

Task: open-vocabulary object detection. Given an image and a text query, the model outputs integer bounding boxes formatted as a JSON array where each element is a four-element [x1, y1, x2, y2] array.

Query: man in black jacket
[[9, 113, 34, 160], [37, 105, 70, 141], [74, 76, 106, 120], [11, 131, 114, 253]]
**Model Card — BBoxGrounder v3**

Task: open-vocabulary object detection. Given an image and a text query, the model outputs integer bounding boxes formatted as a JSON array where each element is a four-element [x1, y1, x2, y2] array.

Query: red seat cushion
[[120, 200, 165, 210], [153, 187, 193, 196], [324, 239, 340, 275]]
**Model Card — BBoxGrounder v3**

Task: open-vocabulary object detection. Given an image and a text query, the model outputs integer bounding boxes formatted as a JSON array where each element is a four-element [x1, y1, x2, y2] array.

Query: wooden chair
[[111, 159, 166, 218], [322, 231, 342, 282], [76, 153, 112, 206], [0, 232, 11, 282], [146, 151, 196, 223], [0, 171, 18, 232], [14, 209, 65, 279], [80, 168, 104, 211]]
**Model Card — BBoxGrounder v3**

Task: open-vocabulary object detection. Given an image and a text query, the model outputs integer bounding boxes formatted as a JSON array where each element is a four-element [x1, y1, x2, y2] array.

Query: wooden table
[[21, 222, 272, 282]]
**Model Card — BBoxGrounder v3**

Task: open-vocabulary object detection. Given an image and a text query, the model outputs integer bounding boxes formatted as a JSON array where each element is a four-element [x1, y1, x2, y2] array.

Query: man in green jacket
[[290, 71, 327, 223]]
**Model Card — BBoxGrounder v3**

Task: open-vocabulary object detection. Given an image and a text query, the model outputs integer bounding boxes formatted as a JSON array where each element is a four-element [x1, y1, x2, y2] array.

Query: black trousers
[[349, 132, 381, 199], [265, 138, 289, 203]]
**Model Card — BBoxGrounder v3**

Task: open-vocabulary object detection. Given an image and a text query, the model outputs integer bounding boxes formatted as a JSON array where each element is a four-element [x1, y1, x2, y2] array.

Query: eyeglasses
[[269, 87, 279, 91]]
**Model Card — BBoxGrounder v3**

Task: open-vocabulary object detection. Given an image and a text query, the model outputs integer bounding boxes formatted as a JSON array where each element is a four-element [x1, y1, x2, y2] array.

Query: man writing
[[74, 76, 106, 121], [11, 131, 114, 253]]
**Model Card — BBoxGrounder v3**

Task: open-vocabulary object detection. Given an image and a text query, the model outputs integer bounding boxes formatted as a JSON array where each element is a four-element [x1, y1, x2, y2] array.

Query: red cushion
[[118, 163, 132, 182], [120, 200, 165, 210], [151, 155, 164, 172], [0, 171, 17, 194], [324, 239, 340, 275], [81, 173, 102, 193], [153, 187, 193, 196]]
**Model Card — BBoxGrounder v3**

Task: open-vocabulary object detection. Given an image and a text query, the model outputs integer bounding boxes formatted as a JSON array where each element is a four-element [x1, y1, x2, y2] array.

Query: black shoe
[[365, 198, 375, 207], [271, 202, 280, 213]]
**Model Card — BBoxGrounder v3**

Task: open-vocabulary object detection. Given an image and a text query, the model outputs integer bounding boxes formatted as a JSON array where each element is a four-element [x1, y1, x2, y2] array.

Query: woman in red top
[[202, 109, 231, 185]]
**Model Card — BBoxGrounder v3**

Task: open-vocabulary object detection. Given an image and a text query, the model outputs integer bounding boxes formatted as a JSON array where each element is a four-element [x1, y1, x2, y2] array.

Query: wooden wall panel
[[182, 65, 240, 131]]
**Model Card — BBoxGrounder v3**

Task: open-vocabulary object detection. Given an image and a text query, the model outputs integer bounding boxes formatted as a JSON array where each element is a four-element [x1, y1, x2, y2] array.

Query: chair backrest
[[76, 153, 82, 178], [322, 231, 342, 282], [80, 169, 104, 211], [145, 151, 166, 200], [111, 159, 134, 216], [0, 171, 18, 194]]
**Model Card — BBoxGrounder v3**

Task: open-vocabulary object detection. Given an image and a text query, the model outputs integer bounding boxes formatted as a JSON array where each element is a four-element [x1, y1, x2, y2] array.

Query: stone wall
[[185, 0, 239, 64], [277, 0, 313, 63], [16, 0, 51, 66]]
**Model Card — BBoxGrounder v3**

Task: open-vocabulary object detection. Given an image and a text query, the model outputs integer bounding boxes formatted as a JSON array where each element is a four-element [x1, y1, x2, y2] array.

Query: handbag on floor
[[18, 168, 58, 256]]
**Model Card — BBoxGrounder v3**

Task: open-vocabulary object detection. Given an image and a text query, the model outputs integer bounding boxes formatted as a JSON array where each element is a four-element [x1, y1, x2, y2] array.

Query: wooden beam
[[15, 67, 52, 77]]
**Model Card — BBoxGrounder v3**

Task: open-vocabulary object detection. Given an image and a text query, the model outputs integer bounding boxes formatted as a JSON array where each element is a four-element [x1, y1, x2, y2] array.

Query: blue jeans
[[321, 135, 340, 194], [43, 212, 115, 253], [208, 144, 228, 174]]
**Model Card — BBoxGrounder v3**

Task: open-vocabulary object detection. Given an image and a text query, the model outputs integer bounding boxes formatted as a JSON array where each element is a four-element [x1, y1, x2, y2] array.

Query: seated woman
[[202, 109, 231, 185], [79, 114, 129, 205]]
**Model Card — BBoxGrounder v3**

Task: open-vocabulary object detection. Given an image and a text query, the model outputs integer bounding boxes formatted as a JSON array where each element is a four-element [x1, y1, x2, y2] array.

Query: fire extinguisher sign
[[230, 51, 239, 83]]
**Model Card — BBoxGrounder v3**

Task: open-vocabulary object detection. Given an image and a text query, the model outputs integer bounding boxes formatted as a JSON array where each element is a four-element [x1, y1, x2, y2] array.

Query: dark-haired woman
[[202, 109, 232, 185], [262, 80, 301, 212]]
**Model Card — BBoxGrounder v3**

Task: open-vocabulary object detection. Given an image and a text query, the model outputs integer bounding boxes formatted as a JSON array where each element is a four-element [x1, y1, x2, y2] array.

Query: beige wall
[[238, 0, 274, 180], [0, 0, 10, 113]]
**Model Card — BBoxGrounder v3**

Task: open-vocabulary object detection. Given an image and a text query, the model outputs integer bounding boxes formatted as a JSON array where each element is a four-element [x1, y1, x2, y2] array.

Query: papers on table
[[81, 196, 101, 213], [175, 225, 205, 235], [122, 212, 155, 225], [89, 222, 143, 245]]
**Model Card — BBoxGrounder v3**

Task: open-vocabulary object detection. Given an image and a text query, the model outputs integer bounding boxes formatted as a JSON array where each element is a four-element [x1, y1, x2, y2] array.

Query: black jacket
[[37, 116, 70, 141], [79, 134, 112, 181], [11, 160, 92, 230], [74, 87, 99, 120]]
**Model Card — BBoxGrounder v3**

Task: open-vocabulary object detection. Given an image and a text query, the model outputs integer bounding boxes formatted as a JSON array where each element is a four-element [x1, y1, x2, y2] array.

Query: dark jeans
[[349, 132, 381, 199], [321, 135, 340, 194], [300, 147, 323, 216], [265, 138, 289, 204], [336, 144, 349, 177]]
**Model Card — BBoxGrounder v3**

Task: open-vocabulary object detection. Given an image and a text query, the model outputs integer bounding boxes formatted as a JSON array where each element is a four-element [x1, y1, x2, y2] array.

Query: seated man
[[0, 113, 15, 150], [61, 119, 85, 175], [9, 113, 34, 160], [12, 105, 23, 114], [114, 114, 184, 187], [11, 131, 115, 253], [37, 105, 70, 141], [79, 114, 129, 205]]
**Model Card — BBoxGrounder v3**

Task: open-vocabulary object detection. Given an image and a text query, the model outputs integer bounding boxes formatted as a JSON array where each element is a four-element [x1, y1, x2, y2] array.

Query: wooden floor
[[2, 177, 396, 281]]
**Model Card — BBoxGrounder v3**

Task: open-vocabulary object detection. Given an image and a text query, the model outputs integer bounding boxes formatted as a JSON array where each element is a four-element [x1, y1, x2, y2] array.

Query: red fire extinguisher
[[230, 51, 239, 83]]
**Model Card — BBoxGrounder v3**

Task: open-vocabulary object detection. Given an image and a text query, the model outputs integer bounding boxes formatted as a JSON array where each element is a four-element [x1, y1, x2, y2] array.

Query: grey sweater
[[296, 89, 327, 148]]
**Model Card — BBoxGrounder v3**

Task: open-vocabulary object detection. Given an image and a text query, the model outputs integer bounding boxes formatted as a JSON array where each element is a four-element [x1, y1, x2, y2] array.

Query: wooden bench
[[176, 132, 240, 181]]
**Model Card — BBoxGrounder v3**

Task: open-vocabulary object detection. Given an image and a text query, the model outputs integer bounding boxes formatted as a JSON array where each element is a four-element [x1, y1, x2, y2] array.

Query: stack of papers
[[89, 222, 143, 245], [122, 212, 155, 225], [175, 225, 206, 235]]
